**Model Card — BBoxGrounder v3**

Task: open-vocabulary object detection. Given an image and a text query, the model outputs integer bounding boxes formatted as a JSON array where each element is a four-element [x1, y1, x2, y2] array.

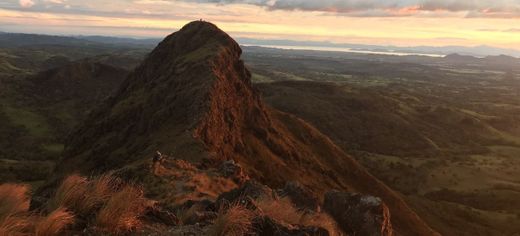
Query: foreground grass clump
[[47, 174, 148, 234], [95, 185, 147, 234], [209, 203, 255, 236], [0, 215, 31, 236], [35, 207, 74, 236], [0, 174, 149, 235], [255, 197, 342, 236], [0, 184, 30, 221]]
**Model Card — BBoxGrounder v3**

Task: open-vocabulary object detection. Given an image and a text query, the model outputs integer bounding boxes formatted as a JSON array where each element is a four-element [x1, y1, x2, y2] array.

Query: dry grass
[[0, 215, 31, 236], [35, 207, 74, 236], [1, 174, 148, 235], [300, 212, 342, 236], [255, 197, 342, 236], [95, 185, 147, 234], [209, 203, 255, 236], [47, 175, 89, 213], [255, 197, 301, 224], [0, 184, 30, 221], [48, 174, 122, 216]]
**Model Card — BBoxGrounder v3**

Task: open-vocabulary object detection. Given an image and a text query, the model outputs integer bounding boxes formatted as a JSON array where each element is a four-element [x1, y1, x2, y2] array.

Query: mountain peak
[[55, 21, 437, 236]]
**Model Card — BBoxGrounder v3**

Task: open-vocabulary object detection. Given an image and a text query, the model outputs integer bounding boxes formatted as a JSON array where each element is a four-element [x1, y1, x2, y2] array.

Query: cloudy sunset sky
[[1, 0, 519, 50]]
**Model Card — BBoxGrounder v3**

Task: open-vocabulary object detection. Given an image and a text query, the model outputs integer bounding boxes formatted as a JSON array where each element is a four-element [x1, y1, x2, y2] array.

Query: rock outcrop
[[324, 191, 393, 236]]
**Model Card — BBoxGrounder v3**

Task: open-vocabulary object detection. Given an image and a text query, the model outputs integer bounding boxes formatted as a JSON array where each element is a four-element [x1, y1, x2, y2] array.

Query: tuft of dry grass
[[0, 215, 31, 236], [255, 197, 301, 225], [95, 185, 147, 234], [35, 207, 74, 236], [255, 197, 343, 236], [48, 174, 122, 216], [209, 203, 255, 236], [0, 184, 30, 221], [47, 175, 89, 214]]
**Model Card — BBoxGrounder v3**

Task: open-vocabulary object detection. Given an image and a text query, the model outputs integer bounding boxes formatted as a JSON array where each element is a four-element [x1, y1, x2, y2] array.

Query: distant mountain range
[[237, 38, 520, 58], [1, 31, 519, 58]]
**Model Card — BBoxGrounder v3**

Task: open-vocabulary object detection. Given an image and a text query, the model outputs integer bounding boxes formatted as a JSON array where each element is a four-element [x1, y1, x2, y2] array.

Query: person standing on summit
[[152, 151, 164, 175]]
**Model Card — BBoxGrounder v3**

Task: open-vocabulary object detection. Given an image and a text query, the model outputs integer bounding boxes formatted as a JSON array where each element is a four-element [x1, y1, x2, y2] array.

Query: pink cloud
[[19, 0, 36, 8]]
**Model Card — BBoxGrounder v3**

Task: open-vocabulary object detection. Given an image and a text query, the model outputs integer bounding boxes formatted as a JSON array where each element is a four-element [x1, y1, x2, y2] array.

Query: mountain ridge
[[52, 21, 438, 236]]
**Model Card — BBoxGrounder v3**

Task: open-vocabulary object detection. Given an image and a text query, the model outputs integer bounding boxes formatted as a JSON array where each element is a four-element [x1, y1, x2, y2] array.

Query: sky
[[0, 0, 520, 50]]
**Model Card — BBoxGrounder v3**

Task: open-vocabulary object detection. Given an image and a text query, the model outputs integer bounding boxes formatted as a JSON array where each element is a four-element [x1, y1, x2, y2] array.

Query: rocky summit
[[44, 21, 439, 235]]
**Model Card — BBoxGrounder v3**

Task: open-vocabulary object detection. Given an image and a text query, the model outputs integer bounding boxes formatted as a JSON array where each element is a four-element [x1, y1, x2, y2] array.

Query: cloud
[[178, 0, 520, 18], [19, 0, 35, 8]]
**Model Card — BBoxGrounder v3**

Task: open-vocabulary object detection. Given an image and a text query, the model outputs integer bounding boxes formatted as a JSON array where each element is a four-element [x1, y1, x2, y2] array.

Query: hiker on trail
[[152, 150, 164, 175]]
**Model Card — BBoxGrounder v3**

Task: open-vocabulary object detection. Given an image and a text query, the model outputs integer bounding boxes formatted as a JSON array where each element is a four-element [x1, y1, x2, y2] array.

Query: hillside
[[257, 80, 520, 235], [0, 60, 128, 184], [49, 21, 437, 235]]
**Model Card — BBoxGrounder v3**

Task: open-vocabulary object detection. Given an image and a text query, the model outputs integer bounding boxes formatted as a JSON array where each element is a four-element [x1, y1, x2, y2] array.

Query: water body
[[242, 44, 446, 58]]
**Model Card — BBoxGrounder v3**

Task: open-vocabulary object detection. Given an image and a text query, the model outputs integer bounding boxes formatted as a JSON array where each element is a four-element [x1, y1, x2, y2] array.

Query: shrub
[[209, 203, 255, 236], [0, 184, 30, 221], [35, 207, 74, 236], [95, 185, 147, 234]]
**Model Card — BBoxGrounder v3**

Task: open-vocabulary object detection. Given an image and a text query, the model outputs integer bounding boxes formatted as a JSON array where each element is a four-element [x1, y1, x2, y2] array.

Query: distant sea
[[242, 44, 446, 58]]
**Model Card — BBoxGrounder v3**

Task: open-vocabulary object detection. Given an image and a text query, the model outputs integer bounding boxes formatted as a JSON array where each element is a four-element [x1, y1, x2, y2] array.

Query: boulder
[[323, 191, 393, 236], [218, 159, 249, 184]]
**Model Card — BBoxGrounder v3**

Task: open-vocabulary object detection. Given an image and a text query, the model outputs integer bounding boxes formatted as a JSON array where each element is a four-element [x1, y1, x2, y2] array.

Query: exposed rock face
[[54, 21, 437, 236], [324, 191, 393, 236]]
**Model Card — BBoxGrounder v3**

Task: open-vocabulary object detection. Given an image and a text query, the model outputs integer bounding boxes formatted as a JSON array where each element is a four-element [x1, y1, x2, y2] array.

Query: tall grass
[[35, 207, 74, 236], [47, 175, 89, 213], [255, 197, 301, 224], [209, 203, 255, 236], [0, 215, 31, 236], [0, 184, 30, 221], [1, 174, 148, 235], [48, 174, 122, 216], [95, 185, 147, 234]]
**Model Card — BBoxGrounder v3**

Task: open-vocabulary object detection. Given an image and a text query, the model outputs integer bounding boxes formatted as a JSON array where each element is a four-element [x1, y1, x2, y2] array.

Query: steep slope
[[56, 21, 437, 236]]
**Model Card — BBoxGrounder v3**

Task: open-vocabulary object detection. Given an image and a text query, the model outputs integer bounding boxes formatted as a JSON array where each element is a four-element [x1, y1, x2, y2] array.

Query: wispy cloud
[[178, 0, 520, 18]]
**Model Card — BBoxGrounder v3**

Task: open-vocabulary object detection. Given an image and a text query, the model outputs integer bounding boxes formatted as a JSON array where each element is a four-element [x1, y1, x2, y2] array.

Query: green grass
[[42, 143, 65, 154], [251, 73, 273, 83], [1, 102, 51, 138]]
